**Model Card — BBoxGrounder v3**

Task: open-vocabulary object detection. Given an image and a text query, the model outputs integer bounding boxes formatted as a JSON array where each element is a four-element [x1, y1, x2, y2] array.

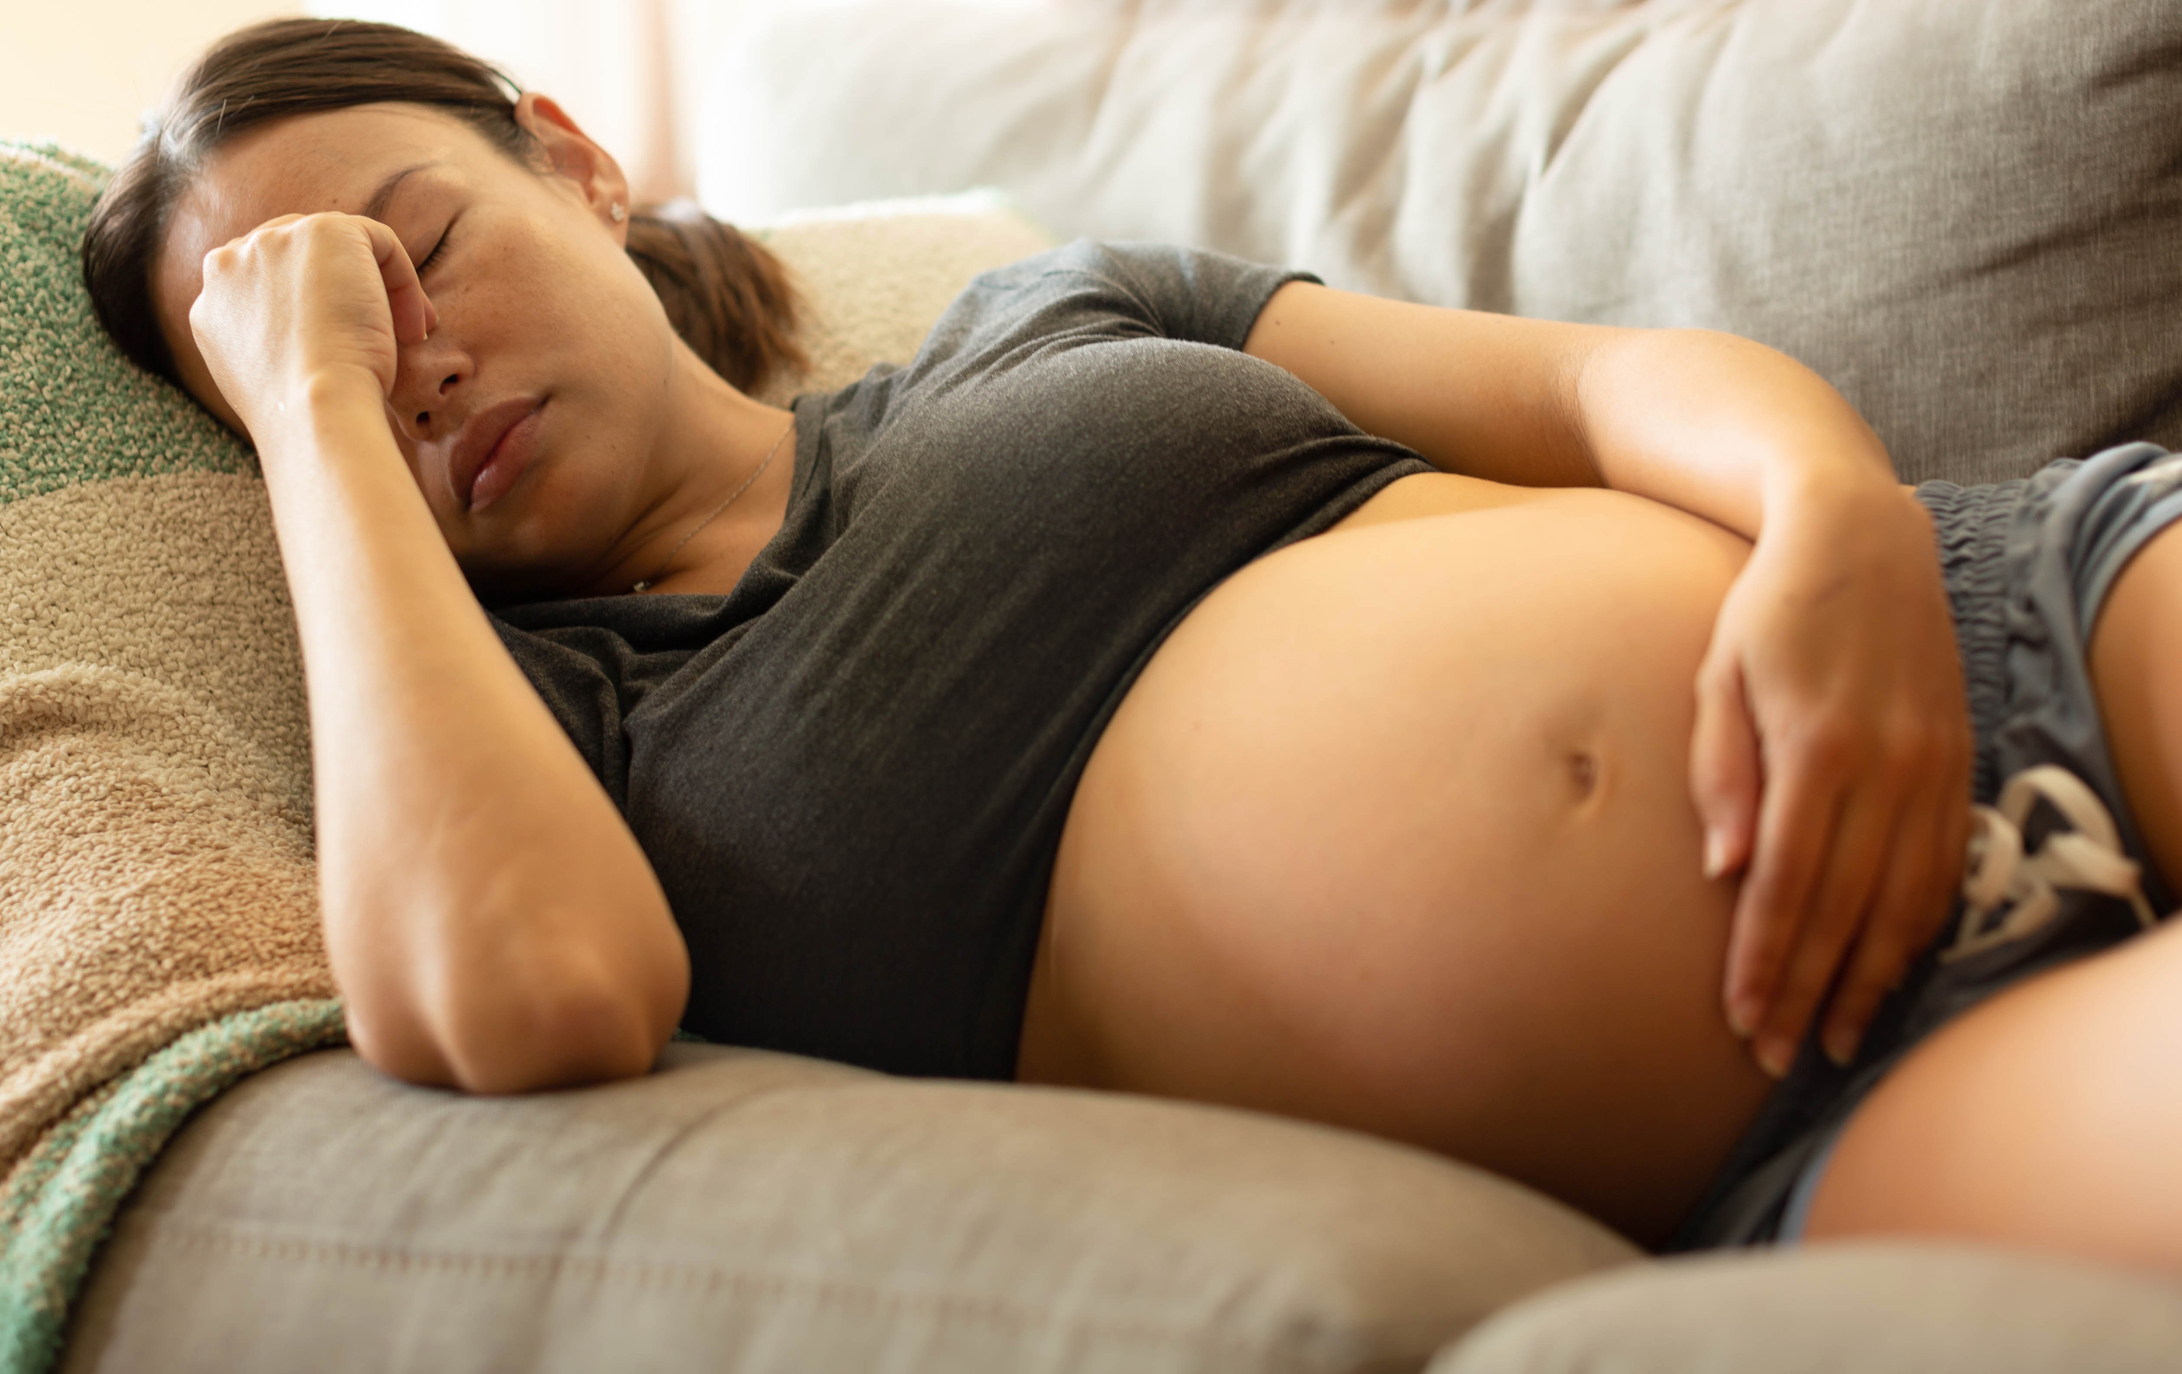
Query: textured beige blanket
[[0, 473, 332, 1178]]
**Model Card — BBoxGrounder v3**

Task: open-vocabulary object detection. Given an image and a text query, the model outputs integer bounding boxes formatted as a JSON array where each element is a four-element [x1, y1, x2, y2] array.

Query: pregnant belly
[[1019, 472, 1776, 1244]]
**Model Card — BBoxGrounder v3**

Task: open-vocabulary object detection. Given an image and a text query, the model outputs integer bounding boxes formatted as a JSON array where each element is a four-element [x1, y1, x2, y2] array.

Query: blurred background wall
[[301, 0, 694, 204], [0, 0, 714, 200], [0, 0, 306, 166]]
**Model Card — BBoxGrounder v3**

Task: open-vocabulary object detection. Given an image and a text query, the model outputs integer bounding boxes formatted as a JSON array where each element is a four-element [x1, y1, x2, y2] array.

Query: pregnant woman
[[83, 19, 2182, 1263]]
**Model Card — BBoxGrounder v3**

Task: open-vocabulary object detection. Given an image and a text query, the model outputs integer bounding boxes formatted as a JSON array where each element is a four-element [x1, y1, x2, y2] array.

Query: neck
[[601, 345, 797, 598]]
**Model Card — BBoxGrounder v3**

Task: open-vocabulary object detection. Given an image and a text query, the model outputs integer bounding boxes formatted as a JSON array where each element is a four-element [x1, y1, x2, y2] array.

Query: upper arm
[[1241, 280, 1615, 490]]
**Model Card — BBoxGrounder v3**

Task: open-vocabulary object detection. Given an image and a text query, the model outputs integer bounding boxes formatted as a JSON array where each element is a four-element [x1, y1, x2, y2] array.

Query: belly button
[[1566, 750, 1600, 800]]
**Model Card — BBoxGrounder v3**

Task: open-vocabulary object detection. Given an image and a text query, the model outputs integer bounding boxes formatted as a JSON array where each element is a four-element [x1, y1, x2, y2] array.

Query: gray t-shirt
[[489, 239, 1435, 1079]]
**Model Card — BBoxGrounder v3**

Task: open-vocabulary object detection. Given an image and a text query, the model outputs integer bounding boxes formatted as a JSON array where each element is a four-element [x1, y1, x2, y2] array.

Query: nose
[[390, 335, 471, 446]]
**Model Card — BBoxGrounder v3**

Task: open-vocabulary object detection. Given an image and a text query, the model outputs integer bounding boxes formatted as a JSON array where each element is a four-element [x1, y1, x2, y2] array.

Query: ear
[[512, 92, 632, 240]]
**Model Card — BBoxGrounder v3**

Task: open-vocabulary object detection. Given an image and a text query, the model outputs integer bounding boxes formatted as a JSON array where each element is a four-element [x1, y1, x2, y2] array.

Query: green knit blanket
[[0, 1004, 346, 1373], [0, 140, 345, 1374]]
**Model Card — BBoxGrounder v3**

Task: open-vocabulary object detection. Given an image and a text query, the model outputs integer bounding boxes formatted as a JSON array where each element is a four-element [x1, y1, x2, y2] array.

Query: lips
[[447, 396, 543, 511]]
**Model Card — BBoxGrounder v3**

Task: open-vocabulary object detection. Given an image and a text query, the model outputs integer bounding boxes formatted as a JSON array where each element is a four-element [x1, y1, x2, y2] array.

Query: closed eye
[[417, 223, 455, 274]]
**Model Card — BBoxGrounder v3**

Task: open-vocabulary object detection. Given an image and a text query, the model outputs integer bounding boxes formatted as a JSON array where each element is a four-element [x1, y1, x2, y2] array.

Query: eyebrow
[[360, 161, 443, 221]]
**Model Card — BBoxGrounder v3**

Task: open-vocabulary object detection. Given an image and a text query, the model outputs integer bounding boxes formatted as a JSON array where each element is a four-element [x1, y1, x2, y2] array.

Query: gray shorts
[[1669, 441, 2182, 1251]]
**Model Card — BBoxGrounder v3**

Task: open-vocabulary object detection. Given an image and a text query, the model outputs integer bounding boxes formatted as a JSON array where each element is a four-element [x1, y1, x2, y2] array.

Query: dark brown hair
[[82, 17, 804, 399]]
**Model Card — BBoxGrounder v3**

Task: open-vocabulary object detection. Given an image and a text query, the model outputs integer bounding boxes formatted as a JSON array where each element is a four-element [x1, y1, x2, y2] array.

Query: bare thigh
[[1019, 478, 1775, 1246], [1803, 518, 2182, 1271]]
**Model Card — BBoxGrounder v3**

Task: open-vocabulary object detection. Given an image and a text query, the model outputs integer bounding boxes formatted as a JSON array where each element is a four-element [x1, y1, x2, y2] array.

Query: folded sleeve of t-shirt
[[901, 239, 1324, 376], [1063, 238, 1324, 349]]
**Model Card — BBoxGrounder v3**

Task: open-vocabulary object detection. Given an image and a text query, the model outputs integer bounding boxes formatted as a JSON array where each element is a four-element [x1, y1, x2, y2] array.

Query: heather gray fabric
[[486, 239, 1431, 1082], [59, 1046, 1639, 1374], [691, 0, 2182, 487], [1428, 1243, 2182, 1374]]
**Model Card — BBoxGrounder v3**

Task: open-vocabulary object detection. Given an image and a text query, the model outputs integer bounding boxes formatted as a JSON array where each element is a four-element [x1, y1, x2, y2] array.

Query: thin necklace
[[630, 414, 795, 593]]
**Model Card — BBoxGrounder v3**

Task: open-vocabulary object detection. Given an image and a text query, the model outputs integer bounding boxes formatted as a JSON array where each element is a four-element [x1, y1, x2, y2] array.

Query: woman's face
[[154, 96, 685, 598]]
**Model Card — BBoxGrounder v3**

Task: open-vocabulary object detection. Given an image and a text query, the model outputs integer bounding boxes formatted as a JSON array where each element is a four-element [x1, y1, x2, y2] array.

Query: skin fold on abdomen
[[1018, 472, 1778, 1245]]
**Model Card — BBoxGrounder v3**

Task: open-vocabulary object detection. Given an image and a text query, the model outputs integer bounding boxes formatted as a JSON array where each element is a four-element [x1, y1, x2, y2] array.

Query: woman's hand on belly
[[1249, 283, 1974, 1078], [1693, 482, 1973, 1077]]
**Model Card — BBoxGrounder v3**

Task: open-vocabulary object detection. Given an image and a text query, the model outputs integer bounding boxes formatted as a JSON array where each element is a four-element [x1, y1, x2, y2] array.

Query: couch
[[13, 0, 2182, 1369]]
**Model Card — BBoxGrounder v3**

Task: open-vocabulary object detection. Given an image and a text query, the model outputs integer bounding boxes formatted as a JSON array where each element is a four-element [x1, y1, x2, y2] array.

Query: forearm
[[1244, 284, 1900, 533], [258, 375, 688, 1092], [1572, 328, 1903, 542]]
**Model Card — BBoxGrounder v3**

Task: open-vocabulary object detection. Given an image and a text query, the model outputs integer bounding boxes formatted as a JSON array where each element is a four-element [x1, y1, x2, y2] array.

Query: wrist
[[1761, 473, 1935, 587], [247, 367, 388, 453], [1762, 439, 1904, 531]]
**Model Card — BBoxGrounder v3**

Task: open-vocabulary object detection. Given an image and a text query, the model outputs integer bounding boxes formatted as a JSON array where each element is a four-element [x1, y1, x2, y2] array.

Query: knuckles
[[1785, 700, 1968, 785], [1872, 718, 1927, 775], [1786, 711, 1858, 776], [205, 213, 355, 272]]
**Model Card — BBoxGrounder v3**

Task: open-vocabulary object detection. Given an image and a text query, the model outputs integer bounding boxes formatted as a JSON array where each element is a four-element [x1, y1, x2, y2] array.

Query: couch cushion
[[62, 1045, 1638, 1374], [690, 0, 2182, 486], [1428, 1241, 2182, 1373], [747, 188, 1059, 406]]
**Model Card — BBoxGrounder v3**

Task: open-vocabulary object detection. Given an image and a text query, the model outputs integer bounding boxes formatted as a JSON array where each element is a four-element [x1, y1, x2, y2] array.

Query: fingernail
[[1757, 1037, 1792, 1080], [1703, 832, 1726, 881], [1726, 998, 1756, 1039], [1823, 1028, 1857, 1068]]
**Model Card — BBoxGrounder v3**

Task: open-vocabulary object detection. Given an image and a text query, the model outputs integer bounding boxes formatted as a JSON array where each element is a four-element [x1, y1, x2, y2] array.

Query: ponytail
[[623, 201, 805, 394]]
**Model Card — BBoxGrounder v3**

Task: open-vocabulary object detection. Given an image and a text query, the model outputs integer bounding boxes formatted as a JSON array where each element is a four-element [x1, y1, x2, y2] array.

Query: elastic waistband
[[1914, 477, 2028, 806]]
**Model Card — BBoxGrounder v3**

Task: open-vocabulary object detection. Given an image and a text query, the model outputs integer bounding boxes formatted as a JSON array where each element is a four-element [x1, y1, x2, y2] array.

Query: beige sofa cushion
[[690, 0, 2182, 487], [1431, 1242, 2182, 1373], [63, 1045, 1639, 1373], [748, 189, 1060, 405]]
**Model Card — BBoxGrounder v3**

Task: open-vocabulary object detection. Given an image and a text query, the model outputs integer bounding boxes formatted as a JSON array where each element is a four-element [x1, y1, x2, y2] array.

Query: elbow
[[342, 920, 690, 1095], [441, 970, 670, 1094]]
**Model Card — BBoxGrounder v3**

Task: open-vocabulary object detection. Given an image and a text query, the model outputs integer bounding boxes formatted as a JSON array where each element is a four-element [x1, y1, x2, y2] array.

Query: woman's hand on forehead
[[185, 211, 437, 446]]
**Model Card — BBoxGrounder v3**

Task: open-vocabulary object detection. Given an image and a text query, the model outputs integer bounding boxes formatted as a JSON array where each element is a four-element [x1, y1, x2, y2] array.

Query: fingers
[[1723, 730, 1846, 1066], [186, 212, 442, 437], [1751, 763, 1896, 1075], [354, 215, 438, 346], [1737, 717, 1973, 1079], [1696, 487, 1975, 1081], [1813, 804, 1938, 1067], [198, 212, 435, 347], [1690, 650, 1759, 882], [1817, 727, 1972, 1065]]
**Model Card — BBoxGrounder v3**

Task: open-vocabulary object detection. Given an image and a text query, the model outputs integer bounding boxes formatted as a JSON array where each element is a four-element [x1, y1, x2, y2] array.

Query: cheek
[[447, 219, 677, 557], [516, 216, 664, 351], [490, 241, 676, 451]]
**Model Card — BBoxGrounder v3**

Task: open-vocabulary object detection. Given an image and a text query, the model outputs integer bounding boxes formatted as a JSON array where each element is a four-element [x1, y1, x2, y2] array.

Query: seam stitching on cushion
[[131, 1224, 1351, 1363]]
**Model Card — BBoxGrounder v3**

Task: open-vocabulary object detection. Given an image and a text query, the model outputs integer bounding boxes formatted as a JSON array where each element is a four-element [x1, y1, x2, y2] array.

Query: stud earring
[[609, 202, 627, 223]]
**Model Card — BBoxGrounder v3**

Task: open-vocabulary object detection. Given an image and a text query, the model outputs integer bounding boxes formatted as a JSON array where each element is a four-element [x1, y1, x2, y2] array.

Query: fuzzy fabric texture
[[0, 139, 340, 1374], [0, 1001, 346, 1373], [0, 135, 1053, 1374]]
